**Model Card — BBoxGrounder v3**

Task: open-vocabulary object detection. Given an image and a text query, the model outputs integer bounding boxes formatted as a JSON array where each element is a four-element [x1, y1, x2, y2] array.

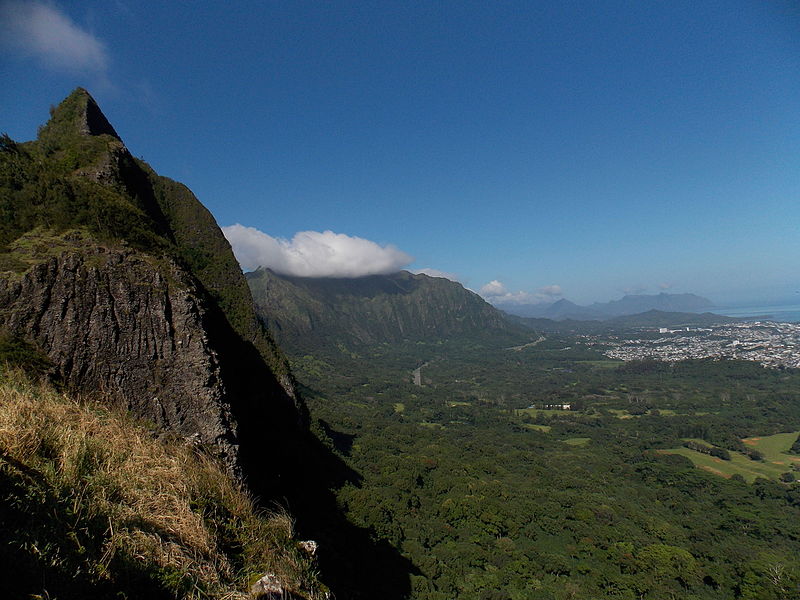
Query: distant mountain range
[[505, 309, 739, 334], [247, 272, 733, 352], [242, 263, 739, 360], [501, 293, 715, 321], [247, 269, 526, 352]]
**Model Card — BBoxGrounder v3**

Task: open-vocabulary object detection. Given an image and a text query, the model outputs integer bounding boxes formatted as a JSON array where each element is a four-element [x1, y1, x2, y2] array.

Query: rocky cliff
[[0, 89, 303, 483], [0, 233, 243, 469]]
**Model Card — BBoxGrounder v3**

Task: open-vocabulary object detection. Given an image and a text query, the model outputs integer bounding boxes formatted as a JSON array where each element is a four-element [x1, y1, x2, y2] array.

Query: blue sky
[[2, 1, 799, 306]]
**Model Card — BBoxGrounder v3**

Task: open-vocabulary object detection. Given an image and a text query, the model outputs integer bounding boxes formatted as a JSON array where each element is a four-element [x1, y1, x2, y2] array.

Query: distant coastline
[[713, 304, 800, 323]]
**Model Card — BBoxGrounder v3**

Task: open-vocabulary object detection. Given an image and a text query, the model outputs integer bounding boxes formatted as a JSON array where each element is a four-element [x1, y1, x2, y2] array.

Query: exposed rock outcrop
[[75, 87, 122, 139], [0, 244, 242, 471]]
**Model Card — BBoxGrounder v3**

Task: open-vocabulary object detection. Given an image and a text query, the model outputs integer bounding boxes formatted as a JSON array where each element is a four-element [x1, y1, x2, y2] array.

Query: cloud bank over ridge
[[223, 224, 414, 277]]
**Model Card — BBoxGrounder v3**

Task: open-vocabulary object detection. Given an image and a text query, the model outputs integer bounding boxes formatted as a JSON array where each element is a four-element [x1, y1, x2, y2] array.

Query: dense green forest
[[291, 336, 800, 599]]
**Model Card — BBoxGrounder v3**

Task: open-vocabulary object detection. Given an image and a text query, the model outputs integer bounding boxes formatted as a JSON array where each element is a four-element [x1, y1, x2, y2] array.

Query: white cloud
[[479, 280, 564, 305], [0, 1, 108, 72], [538, 284, 562, 297], [412, 268, 460, 282], [491, 291, 540, 305], [658, 282, 673, 290], [479, 280, 507, 296], [222, 224, 414, 277]]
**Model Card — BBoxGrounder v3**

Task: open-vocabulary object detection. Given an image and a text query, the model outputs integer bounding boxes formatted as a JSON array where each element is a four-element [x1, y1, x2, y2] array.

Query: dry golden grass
[[0, 369, 327, 599]]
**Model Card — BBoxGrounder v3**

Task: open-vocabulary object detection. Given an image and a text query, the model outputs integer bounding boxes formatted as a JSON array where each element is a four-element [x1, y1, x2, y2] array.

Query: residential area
[[594, 321, 800, 369]]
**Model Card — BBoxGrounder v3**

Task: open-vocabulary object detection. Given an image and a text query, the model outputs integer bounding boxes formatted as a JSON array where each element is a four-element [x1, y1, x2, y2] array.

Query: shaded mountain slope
[[246, 268, 527, 352]]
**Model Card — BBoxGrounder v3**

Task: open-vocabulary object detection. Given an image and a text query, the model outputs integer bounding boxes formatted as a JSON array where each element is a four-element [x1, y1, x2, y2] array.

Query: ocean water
[[713, 304, 800, 323]]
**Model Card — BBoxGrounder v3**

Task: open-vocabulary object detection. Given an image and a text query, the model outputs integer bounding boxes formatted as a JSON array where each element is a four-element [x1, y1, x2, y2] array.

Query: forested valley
[[289, 335, 800, 600]]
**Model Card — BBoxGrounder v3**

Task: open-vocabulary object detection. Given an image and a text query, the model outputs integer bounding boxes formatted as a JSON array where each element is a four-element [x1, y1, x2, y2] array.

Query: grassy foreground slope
[[0, 369, 326, 600]]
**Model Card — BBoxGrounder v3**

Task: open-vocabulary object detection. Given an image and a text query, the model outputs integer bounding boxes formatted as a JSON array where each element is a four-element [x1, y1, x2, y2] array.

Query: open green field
[[524, 424, 551, 432], [576, 360, 622, 369], [516, 408, 576, 417], [607, 408, 713, 418], [651, 409, 714, 416], [743, 432, 800, 465], [608, 408, 637, 419], [661, 432, 800, 483], [563, 437, 591, 446]]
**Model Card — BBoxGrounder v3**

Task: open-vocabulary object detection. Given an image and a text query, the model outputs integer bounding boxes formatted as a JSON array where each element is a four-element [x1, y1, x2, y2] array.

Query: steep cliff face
[[145, 170, 300, 405], [0, 235, 242, 469], [0, 89, 304, 482]]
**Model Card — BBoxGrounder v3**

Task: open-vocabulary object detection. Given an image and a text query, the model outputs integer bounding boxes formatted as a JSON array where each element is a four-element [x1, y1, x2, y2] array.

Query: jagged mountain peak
[[39, 87, 122, 143], [1, 89, 305, 486]]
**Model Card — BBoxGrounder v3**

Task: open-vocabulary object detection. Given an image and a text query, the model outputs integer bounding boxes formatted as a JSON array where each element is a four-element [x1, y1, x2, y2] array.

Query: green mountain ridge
[[247, 267, 528, 353], [5, 88, 292, 381]]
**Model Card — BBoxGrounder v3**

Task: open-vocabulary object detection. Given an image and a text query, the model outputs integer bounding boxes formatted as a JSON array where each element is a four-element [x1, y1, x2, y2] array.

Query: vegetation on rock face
[[0, 131, 167, 254], [247, 268, 526, 354], [0, 331, 51, 375], [0, 88, 293, 391], [0, 369, 326, 600], [0, 89, 166, 256], [145, 171, 294, 383]]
